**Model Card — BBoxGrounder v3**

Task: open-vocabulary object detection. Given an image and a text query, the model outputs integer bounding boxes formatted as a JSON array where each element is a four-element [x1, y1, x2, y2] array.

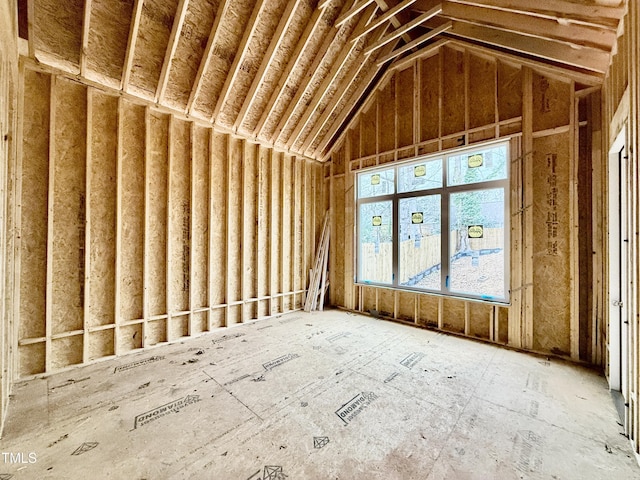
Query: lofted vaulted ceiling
[[21, 0, 625, 160]]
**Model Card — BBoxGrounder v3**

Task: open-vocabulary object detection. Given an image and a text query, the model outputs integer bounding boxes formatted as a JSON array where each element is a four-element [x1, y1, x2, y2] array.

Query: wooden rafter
[[268, 0, 356, 144], [80, 0, 93, 76], [439, 2, 616, 51], [436, 0, 624, 29], [156, 0, 190, 103], [121, 0, 144, 91], [312, 38, 404, 158], [234, 0, 302, 132], [447, 21, 611, 73], [186, 0, 231, 115], [377, 21, 451, 65], [351, 0, 417, 43], [318, 0, 335, 8], [301, 22, 395, 154], [284, 5, 379, 149], [252, 6, 327, 140], [365, 3, 442, 54], [373, 0, 415, 43], [336, 0, 375, 27], [212, 0, 269, 123]]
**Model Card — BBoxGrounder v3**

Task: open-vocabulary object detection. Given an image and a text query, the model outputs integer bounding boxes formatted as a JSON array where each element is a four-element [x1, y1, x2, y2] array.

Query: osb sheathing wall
[[0, 0, 19, 434], [327, 43, 603, 365], [15, 65, 324, 378], [603, 1, 640, 460]]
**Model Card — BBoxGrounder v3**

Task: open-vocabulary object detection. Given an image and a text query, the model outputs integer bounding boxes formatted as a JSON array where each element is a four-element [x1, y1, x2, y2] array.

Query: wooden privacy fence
[[360, 228, 504, 284]]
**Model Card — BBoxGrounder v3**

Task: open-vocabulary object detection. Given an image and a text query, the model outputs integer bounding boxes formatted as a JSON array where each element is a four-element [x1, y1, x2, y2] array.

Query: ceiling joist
[[365, 3, 442, 55], [336, 0, 376, 27], [351, 0, 417, 43]]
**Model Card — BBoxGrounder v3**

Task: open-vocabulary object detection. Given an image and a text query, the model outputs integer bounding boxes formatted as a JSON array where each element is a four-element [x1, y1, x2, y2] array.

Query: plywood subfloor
[[1, 310, 637, 479]]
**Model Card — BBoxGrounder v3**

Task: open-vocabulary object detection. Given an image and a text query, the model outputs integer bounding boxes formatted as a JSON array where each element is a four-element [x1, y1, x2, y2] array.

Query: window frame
[[355, 139, 510, 304]]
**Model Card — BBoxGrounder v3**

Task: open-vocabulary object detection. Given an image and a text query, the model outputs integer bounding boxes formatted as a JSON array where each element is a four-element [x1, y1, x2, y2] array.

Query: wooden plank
[[186, 0, 231, 115], [447, 22, 611, 73], [335, 0, 375, 28], [284, 4, 379, 148], [166, 115, 174, 340], [156, 0, 190, 103], [80, 91, 90, 363], [27, 0, 35, 58], [269, 0, 354, 144], [143, 107, 150, 341], [312, 38, 401, 158], [440, 0, 624, 28], [234, 0, 301, 130], [440, 2, 616, 51], [45, 75, 56, 371], [376, 22, 452, 65], [570, 82, 579, 360], [121, 0, 144, 91], [351, 0, 417, 44], [80, 0, 93, 76], [365, 4, 442, 55], [522, 68, 533, 350], [253, 7, 326, 139], [207, 129, 215, 330], [212, 0, 268, 122], [268, 149, 276, 315]]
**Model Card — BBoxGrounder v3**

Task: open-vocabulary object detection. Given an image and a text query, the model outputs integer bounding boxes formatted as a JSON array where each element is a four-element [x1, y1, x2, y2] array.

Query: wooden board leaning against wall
[[327, 42, 604, 365], [15, 62, 324, 378]]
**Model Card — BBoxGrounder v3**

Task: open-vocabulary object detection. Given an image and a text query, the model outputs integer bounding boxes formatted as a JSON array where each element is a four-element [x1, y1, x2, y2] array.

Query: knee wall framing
[[15, 62, 324, 378]]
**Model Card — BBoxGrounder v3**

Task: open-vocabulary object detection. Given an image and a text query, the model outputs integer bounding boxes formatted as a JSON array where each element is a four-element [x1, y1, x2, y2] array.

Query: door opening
[[608, 127, 629, 431]]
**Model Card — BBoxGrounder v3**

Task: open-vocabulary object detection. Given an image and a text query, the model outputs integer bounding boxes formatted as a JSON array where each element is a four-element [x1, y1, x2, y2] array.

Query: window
[[356, 141, 509, 303]]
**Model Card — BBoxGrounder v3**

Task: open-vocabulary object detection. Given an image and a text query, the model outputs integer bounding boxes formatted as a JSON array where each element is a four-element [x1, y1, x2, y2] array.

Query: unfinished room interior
[[1, 0, 640, 477]]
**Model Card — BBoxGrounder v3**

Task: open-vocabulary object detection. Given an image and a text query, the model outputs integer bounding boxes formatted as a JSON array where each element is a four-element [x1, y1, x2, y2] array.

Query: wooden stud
[[280, 153, 286, 312], [464, 301, 470, 336], [212, 0, 269, 122], [234, 0, 301, 131], [268, 149, 276, 315], [121, 0, 144, 92], [166, 115, 173, 340], [45, 76, 57, 372], [114, 96, 123, 355], [189, 123, 196, 335], [207, 129, 215, 330], [224, 134, 232, 325], [187, 0, 231, 115], [570, 81, 580, 360], [83, 87, 92, 364], [522, 67, 534, 350], [143, 107, 150, 344], [156, 0, 190, 103]]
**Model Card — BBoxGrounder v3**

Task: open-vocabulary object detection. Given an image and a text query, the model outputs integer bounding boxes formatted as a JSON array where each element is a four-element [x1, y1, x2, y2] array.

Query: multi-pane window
[[356, 141, 509, 303]]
